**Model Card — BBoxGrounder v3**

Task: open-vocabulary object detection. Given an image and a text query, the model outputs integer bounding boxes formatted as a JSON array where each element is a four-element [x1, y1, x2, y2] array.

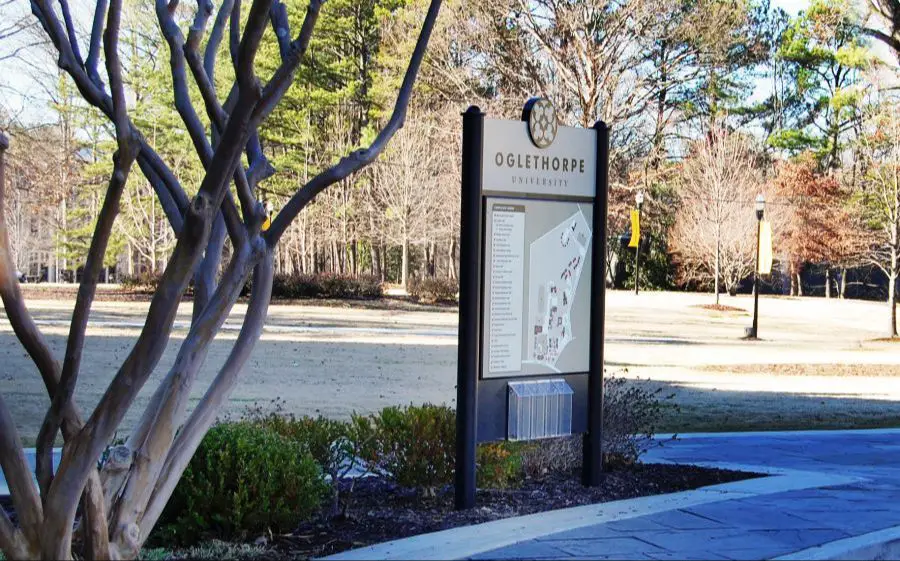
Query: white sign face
[[487, 204, 526, 374], [482, 119, 597, 198], [481, 198, 593, 379]]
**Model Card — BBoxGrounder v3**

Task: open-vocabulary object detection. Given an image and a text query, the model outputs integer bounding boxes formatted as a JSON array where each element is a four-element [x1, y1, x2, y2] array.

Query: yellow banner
[[628, 210, 640, 248], [758, 220, 773, 275]]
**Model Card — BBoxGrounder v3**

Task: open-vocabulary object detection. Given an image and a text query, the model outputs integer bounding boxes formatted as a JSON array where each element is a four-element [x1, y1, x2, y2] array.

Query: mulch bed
[[266, 464, 759, 560]]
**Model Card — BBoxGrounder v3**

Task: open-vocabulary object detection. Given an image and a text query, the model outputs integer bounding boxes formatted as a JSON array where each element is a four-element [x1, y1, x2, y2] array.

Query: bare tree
[[670, 127, 763, 303], [369, 116, 442, 289], [857, 101, 900, 337], [0, 0, 441, 558]]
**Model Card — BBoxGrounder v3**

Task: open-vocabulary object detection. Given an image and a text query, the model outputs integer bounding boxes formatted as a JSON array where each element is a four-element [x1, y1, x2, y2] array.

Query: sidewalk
[[329, 429, 900, 560]]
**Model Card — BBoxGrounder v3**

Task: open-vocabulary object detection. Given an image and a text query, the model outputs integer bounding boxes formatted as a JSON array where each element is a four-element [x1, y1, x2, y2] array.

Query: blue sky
[[0, 0, 822, 127]]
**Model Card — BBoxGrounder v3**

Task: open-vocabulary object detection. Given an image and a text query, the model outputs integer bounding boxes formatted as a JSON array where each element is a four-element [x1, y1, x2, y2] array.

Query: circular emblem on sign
[[523, 97, 558, 149]]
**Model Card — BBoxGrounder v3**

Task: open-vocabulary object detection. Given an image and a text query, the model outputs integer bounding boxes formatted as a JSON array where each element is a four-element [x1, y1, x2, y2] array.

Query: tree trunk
[[891, 240, 899, 337], [714, 232, 720, 306], [890, 270, 898, 338], [401, 234, 410, 290], [796, 273, 803, 297], [372, 241, 381, 278], [448, 238, 457, 280], [825, 268, 831, 299], [840, 267, 847, 299]]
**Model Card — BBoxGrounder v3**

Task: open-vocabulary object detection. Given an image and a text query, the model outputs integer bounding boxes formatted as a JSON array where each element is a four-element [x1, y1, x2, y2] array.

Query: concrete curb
[[775, 525, 900, 560], [322, 466, 861, 561], [655, 427, 900, 440]]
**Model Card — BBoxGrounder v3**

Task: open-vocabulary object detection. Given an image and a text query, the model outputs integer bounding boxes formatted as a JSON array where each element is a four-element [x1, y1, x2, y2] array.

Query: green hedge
[[156, 422, 327, 545], [269, 273, 383, 300]]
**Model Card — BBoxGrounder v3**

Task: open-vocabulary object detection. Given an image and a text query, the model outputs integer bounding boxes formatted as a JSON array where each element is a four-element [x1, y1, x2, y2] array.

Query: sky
[[2, 0, 896, 129]]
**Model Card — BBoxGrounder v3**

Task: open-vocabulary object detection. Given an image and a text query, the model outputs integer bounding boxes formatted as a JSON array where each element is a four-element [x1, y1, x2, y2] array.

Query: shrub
[[368, 404, 522, 493], [371, 404, 456, 495], [156, 422, 328, 545], [248, 410, 377, 517], [520, 436, 582, 479], [602, 372, 673, 466], [476, 443, 523, 489], [120, 271, 163, 292], [269, 273, 383, 300], [408, 276, 458, 304]]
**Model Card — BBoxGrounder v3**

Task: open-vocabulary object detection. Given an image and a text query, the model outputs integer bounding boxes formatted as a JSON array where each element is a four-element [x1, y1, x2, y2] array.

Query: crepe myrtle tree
[[0, 0, 442, 558]]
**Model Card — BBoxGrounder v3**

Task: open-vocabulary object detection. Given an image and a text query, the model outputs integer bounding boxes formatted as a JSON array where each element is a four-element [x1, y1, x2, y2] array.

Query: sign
[[482, 119, 597, 198], [482, 198, 593, 378], [628, 209, 640, 248], [758, 220, 773, 275], [455, 99, 610, 510]]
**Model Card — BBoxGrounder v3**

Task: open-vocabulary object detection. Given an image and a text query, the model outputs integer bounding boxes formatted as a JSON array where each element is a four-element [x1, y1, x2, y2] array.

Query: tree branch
[[205, 0, 234, 80], [110, 240, 263, 556], [42, 191, 215, 560], [58, 0, 84, 67], [35, 147, 137, 509], [254, 0, 322, 121], [269, 0, 291, 60], [0, 393, 43, 553], [184, 10, 260, 224], [139, 249, 274, 539], [235, 0, 271, 92], [863, 26, 900, 55], [266, 0, 443, 243], [85, 0, 107, 86], [0, 506, 30, 560], [31, 0, 189, 233]]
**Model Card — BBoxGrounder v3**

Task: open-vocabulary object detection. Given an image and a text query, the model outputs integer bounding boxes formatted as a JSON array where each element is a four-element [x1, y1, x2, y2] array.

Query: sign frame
[[454, 102, 610, 510]]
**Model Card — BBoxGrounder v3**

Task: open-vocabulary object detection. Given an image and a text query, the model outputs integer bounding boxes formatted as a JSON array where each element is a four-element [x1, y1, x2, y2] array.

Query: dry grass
[[695, 363, 900, 377], [691, 303, 749, 313]]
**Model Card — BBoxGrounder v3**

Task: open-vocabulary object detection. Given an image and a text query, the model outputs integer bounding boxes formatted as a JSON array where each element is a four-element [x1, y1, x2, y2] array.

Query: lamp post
[[634, 191, 644, 295], [751, 194, 765, 339]]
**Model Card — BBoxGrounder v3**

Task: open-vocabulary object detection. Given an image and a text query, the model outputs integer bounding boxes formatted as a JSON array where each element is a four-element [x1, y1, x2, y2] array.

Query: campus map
[[525, 207, 592, 372]]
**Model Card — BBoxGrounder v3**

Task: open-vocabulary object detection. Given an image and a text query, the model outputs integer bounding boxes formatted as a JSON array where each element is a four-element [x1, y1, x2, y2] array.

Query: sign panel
[[483, 119, 597, 198], [455, 99, 609, 509], [481, 198, 593, 378], [628, 209, 640, 248]]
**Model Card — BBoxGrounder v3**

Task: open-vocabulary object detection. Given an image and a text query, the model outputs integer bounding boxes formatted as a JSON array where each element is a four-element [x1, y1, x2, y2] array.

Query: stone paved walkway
[[471, 430, 900, 560]]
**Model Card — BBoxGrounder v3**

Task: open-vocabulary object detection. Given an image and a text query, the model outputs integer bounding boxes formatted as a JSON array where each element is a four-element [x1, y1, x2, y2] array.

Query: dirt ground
[[4, 289, 900, 443]]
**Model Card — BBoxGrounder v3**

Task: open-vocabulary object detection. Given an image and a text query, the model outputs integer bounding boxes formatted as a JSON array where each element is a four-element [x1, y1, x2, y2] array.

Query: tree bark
[[401, 233, 410, 290], [890, 269, 898, 338], [840, 267, 847, 299], [714, 230, 720, 306]]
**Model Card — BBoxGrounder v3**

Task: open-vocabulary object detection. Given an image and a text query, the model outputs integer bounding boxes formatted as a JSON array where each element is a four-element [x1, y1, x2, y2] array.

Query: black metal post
[[751, 216, 761, 339], [455, 106, 484, 510], [634, 205, 641, 295], [583, 121, 609, 487]]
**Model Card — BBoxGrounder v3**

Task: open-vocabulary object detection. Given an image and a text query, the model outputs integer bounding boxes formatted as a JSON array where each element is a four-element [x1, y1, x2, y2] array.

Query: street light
[[634, 191, 644, 295], [750, 193, 765, 339]]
